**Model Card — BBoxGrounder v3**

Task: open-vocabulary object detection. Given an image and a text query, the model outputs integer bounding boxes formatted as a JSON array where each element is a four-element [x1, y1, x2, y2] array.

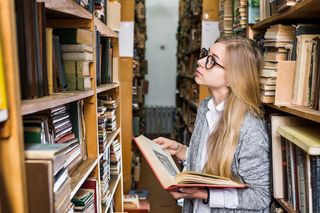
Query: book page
[[134, 135, 180, 189]]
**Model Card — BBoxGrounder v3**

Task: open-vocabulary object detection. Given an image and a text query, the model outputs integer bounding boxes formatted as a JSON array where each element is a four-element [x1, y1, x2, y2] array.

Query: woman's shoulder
[[198, 96, 212, 110], [240, 112, 269, 148]]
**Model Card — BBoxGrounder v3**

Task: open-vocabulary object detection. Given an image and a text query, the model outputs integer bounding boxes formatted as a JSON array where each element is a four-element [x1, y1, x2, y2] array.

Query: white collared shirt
[[193, 98, 238, 213]]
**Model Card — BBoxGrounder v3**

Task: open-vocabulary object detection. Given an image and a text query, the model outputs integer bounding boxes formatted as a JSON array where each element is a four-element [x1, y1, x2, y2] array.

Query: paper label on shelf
[[119, 21, 134, 57], [201, 21, 219, 49]]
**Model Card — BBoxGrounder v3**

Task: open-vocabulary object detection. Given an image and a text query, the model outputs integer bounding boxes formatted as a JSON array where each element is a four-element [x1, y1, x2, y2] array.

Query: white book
[[61, 44, 94, 53], [62, 52, 94, 61]]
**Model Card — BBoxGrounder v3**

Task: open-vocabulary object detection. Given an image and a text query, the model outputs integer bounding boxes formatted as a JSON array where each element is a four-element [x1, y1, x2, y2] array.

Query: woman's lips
[[195, 69, 203, 76]]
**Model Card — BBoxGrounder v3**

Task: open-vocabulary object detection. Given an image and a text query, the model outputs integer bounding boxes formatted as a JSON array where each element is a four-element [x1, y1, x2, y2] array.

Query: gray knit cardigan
[[182, 97, 271, 213]]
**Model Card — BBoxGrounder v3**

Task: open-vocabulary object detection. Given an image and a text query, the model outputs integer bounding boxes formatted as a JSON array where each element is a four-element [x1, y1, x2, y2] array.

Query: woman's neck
[[210, 87, 229, 106]]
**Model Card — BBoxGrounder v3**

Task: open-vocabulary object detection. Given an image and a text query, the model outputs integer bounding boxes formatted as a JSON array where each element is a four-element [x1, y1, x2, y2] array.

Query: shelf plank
[[70, 158, 98, 198], [103, 173, 122, 213], [99, 127, 121, 160], [97, 83, 120, 94], [43, 0, 92, 19], [276, 198, 297, 213], [253, 0, 320, 30], [265, 104, 320, 123], [21, 90, 94, 115], [94, 17, 119, 38], [277, 126, 320, 155]]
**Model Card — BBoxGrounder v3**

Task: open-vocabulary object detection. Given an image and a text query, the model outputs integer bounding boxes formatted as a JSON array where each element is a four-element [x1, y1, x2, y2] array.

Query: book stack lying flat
[[54, 28, 94, 91], [97, 104, 108, 153], [233, 0, 247, 32], [104, 99, 117, 134], [25, 143, 73, 213], [110, 139, 121, 176], [23, 104, 84, 174], [219, 0, 233, 36], [260, 24, 295, 103], [71, 188, 95, 212]]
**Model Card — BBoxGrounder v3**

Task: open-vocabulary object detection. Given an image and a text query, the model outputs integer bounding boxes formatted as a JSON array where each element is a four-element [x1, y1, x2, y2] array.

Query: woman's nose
[[197, 57, 206, 67]]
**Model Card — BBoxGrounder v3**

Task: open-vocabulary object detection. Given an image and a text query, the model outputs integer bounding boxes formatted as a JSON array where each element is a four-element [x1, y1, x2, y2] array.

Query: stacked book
[[100, 148, 111, 207], [54, 28, 94, 91], [94, 0, 106, 20], [219, 0, 233, 36], [110, 139, 121, 176], [25, 143, 73, 212], [23, 104, 84, 174], [260, 24, 295, 103], [62, 44, 93, 91], [97, 104, 108, 153], [102, 99, 117, 134], [71, 188, 95, 212], [233, 0, 247, 32]]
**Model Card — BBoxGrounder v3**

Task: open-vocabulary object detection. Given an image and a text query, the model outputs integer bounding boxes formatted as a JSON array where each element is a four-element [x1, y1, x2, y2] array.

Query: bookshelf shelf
[[103, 173, 122, 213], [21, 90, 94, 115], [252, 0, 320, 30], [43, 0, 93, 19], [97, 83, 120, 94], [94, 17, 119, 38], [70, 158, 98, 198], [276, 198, 297, 213], [99, 127, 121, 160], [265, 104, 320, 123], [277, 126, 320, 155]]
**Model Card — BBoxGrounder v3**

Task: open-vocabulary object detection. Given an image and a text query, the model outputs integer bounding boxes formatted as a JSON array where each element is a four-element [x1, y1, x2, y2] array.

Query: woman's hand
[[169, 187, 208, 200], [154, 137, 187, 161]]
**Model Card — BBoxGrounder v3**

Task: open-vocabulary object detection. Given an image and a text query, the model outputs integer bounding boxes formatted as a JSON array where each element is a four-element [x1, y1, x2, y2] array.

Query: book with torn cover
[[134, 135, 247, 190]]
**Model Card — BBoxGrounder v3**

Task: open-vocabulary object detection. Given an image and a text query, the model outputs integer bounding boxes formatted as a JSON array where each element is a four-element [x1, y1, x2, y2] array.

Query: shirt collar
[[207, 98, 225, 112]]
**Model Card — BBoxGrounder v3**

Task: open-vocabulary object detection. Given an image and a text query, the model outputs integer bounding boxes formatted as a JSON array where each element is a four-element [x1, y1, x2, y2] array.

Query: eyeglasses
[[199, 48, 224, 70]]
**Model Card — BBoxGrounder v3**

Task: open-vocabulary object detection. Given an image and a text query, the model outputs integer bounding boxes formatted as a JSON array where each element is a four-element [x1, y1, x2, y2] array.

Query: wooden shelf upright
[[0, 0, 133, 212]]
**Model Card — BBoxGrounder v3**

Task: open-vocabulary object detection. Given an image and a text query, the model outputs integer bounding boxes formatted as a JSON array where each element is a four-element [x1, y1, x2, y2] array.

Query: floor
[[136, 156, 182, 213]]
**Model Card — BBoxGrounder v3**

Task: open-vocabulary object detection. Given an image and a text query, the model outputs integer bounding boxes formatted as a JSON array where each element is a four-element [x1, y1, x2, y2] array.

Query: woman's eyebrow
[[211, 53, 220, 60]]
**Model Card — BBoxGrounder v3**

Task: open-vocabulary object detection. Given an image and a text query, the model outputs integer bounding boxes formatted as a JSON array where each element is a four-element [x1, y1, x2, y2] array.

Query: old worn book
[[0, 38, 8, 122], [134, 135, 246, 190]]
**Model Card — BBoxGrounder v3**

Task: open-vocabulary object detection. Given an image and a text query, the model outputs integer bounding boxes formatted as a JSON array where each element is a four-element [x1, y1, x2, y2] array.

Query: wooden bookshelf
[[266, 104, 320, 124], [253, 0, 320, 30], [21, 90, 94, 115], [94, 17, 119, 38], [0, 0, 133, 212], [43, 0, 92, 19], [103, 173, 122, 213], [277, 126, 320, 155], [97, 83, 120, 94], [70, 158, 98, 198]]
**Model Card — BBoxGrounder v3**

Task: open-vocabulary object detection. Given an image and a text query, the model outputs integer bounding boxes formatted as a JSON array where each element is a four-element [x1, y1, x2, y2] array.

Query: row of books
[[25, 143, 75, 212], [100, 138, 121, 207], [72, 178, 99, 212], [271, 115, 320, 212], [14, 0, 117, 100], [97, 98, 117, 154], [133, 0, 148, 136], [259, 24, 320, 112]]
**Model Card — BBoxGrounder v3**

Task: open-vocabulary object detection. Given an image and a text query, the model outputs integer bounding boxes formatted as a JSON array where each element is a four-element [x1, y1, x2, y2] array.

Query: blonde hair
[[204, 36, 263, 179]]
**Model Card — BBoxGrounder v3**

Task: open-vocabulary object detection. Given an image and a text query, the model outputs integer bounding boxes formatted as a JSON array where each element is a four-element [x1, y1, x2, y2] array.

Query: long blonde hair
[[204, 36, 264, 179]]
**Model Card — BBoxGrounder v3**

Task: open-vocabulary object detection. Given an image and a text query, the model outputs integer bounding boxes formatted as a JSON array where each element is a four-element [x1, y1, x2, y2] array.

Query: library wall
[[145, 0, 179, 107]]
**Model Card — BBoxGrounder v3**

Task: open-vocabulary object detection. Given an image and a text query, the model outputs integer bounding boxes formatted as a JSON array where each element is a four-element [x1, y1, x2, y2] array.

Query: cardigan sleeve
[[235, 116, 271, 210], [207, 115, 271, 210]]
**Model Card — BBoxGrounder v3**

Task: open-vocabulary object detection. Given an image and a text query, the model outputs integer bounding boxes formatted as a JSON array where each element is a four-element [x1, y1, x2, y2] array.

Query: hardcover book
[[134, 135, 246, 190]]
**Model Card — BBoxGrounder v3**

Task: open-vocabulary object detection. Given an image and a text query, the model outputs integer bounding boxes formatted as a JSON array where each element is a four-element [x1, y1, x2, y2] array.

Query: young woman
[[154, 36, 271, 212]]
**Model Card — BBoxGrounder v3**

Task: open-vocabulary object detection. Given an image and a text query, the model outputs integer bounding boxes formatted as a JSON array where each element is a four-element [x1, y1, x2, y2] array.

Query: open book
[[134, 135, 246, 190]]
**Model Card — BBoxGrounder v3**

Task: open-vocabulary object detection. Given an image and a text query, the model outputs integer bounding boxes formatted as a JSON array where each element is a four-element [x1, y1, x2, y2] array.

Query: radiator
[[145, 106, 175, 137]]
